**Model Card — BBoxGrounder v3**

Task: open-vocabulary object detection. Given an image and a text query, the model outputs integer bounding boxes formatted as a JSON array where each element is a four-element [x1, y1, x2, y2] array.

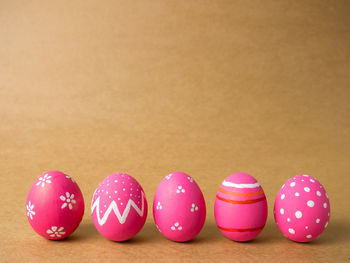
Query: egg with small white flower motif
[[26, 171, 85, 240], [91, 173, 148, 241], [153, 172, 206, 242]]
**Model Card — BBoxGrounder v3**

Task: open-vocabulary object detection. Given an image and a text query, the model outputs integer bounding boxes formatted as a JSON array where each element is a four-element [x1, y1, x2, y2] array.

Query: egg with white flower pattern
[[274, 175, 330, 242], [26, 171, 85, 240], [153, 172, 206, 242]]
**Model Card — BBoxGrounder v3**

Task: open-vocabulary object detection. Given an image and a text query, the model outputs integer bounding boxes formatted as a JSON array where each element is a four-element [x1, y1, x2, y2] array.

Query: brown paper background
[[1, 0, 349, 262]]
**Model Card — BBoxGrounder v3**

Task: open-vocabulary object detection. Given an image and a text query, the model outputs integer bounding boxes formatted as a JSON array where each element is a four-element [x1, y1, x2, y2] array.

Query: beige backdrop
[[1, 0, 350, 262]]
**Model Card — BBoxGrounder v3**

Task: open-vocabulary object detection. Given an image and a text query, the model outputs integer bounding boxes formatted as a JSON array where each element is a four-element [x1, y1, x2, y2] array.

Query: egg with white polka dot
[[274, 175, 330, 242]]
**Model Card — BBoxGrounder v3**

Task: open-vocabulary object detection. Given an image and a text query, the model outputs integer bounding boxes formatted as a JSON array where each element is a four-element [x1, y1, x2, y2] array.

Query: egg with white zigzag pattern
[[91, 173, 148, 241]]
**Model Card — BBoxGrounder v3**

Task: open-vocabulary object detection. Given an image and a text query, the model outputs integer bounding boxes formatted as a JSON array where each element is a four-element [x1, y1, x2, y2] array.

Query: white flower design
[[176, 186, 185, 194], [66, 175, 75, 183], [171, 222, 182, 231], [166, 174, 173, 180], [35, 173, 52, 187], [156, 201, 163, 210], [26, 201, 35, 220], [187, 176, 193, 183], [190, 203, 198, 212], [60, 192, 76, 210], [46, 226, 65, 238]]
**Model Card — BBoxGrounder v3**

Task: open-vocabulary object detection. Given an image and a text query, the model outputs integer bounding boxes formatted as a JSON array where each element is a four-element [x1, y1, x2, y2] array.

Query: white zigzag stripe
[[91, 191, 145, 226]]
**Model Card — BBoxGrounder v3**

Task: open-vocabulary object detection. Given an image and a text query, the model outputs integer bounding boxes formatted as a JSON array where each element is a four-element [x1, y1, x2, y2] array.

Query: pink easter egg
[[26, 171, 85, 240], [91, 173, 148, 241], [153, 172, 206, 242], [214, 172, 268, 241], [274, 175, 330, 242]]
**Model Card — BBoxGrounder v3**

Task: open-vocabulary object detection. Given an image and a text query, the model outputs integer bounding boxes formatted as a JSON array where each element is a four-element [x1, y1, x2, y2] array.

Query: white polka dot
[[295, 211, 302, 219], [280, 208, 284, 214], [306, 235, 312, 239], [304, 187, 310, 192], [288, 228, 295, 234], [310, 179, 315, 183], [323, 203, 327, 208], [301, 179, 304, 181], [295, 192, 300, 197], [290, 182, 296, 187], [305, 226, 308, 229], [326, 193, 328, 199], [325, 222, 328, 228], [282, 184, 285, 189], [316, 191, 321, 197], [307, 200, 315, 207], [316, 218, 320, 223], [328, 213, 330, 216], [287, 218, 291, 222], [303, 175, 309, 177], [281, 194, 285, 200]]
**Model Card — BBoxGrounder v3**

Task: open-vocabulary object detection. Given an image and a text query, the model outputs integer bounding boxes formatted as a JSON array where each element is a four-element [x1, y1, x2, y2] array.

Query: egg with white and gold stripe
[[214, 172, 268, 241]]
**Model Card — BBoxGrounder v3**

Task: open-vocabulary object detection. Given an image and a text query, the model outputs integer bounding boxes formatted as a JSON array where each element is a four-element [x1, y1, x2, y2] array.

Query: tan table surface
[[1, 1, 350, 262]]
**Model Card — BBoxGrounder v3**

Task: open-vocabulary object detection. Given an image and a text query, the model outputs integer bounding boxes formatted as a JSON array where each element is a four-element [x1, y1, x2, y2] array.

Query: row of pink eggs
[[26, 171, 330, 243]]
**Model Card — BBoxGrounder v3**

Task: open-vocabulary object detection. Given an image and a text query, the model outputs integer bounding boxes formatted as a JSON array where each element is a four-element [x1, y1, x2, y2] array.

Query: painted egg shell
[[274, 175, 330, 242], [91, 173, 148, 241], [214, 172, 268, 241], [26, 171, 85, 240], [153, 172, 206, 242]]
